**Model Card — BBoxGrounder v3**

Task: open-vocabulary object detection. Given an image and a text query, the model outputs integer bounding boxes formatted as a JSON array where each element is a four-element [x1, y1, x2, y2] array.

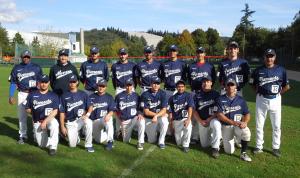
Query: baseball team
[[8, 41, 290, 162]]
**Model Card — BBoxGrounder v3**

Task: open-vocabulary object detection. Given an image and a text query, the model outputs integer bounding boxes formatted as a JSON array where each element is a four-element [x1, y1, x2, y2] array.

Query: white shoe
[[240, 152, 252, 162]]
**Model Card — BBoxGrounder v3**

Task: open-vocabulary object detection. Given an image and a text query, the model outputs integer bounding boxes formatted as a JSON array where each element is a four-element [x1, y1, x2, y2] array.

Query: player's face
[[228, 46, 239, 59], [225, 83, 237, 95], [125, 84, 133, 93], [22, 56, 30, 64], [144, 52, 153, 60], [265, 54, 276, 67], [196, 51, 205, 60], [91, 53, 99, 60], [151, 82, 160, 92], [97, 85, 106, 94], [59, 55, 68, 64], [202, 80, 212, 90], [169, 51, 177, 59], [39, 81, 49, 91], [176, 84, 185, 93], [119, 53, 128, 63], [69, 81, 78, 90]]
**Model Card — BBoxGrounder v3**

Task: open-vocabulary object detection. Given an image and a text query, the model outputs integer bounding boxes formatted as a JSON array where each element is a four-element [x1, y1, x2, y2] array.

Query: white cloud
[[0, 0, 30, 23]]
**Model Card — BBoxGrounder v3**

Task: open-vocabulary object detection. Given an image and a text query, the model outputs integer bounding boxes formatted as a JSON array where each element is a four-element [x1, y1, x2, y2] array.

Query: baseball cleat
[[86, 147, 95, 153], [240, 152, 252, 162], [253, 148, 263, 154], [183, 147, 189, 153], [18, 137, 27, 144], [137, 143, 144, 150], [212, 148, 220, 158], [106, 141, 113, 151], [49, 149, 57, 156], [159, 144, 165, 149], [273, 149, 281, 157]]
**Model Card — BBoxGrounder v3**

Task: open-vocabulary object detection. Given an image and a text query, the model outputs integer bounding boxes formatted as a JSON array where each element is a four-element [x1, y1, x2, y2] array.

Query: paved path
[[287, 70, 300, 82]]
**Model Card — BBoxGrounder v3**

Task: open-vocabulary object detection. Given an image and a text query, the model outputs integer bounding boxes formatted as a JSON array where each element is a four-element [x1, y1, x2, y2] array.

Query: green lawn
[[0, 66, 299, 178]]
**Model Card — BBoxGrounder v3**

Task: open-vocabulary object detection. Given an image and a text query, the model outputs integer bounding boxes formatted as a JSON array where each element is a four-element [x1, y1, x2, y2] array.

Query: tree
[[206, 28, 224, 55], [156, 34, 177, 56], [191, 28, 208, 49], [240, 3, 255, 57], [12, 32, 25, 45], [177, 29, 195, 56], [31, 36, 41, 56], [0, 23, 12, 55]]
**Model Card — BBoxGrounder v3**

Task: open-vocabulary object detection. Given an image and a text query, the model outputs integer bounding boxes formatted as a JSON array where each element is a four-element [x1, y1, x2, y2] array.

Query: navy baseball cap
[[119, 48, 127, 54], [176, 80, 186, 86], [59, 49, 69, 56], [97, 79, 107, 86], [228, 41, 239, 48], [69, 75, 78, 82], [196, 47, 205, 53], [225, 78, 237, 86], [90, 46, 99, 54], [264, 48, 276, 56], [144, 46, 153, 53], [201, 76, 212, 82], [38, 74, 50, 82], [125, 79, 134, 85], [169, 44, 178, 52], [151, 77, 161, 84], [21, 50, 31, 58]]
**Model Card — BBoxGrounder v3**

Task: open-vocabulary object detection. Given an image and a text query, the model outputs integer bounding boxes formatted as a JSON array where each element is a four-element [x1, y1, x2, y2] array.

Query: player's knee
[[241, 127, 251, 141]]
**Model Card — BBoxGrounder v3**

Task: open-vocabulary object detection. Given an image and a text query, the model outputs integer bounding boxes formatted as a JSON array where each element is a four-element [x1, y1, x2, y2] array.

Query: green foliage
[[156, 34, 177, 56], [176, 29, 195, 56], [0, 23, 13, 56], [191, 28, 209, 49], [206, 28, 225, 55]]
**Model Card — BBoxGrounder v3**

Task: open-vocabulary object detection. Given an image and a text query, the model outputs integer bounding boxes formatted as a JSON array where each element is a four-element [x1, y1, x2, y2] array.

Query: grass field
[[0, 66, 299, 178]]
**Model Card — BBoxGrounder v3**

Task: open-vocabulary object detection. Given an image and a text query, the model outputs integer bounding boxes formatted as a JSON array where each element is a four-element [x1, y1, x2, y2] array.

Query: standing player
[[250, 49, 290, 157], [215, 78, 252, 162], [160, 45, 187, 100], [89, 79, 116, 151], [111, 48, 136, 95], [115, 79, 145, 150], [80, 46, 109, 96], [168, 80, 194, 153], [59, 75, 94, 152], [193, 76, 221, 158], [8, 50, 43, 144], [218, 41, 250, 96], [24, 74, 59, 156], [140, 77, 169, 149], [135, 46, 161, 93], [49, 49, 79, 96]]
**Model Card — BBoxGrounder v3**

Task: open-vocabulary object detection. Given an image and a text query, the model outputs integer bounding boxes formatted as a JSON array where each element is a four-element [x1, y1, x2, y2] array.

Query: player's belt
[[260, 94, 277, 99]]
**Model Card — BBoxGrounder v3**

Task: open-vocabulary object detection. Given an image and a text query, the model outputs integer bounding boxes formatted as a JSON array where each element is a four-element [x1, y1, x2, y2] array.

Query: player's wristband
[[9, 83, 16, 97]]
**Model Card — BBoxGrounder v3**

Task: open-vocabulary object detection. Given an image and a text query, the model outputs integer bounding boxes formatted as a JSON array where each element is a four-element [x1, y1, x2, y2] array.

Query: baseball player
[[135, 46, 161, 93], [111, 48, 136, 95], [23, 74, 59, 156], [140, 77, 169, 149], [168, 80, 194, 153], [188, 47, 216, 144], [250, 49, 290, 157], [79, 46, 109, 96], [49, 49, 79, 96], [89, 79, 116, 151], [115, 79, 145, 150], [59, 75, 94, 152], [218, 41, 250, 96], [8, 50, 43, 144], [215, 78, 252, 162], [193, 76, 221, 158]]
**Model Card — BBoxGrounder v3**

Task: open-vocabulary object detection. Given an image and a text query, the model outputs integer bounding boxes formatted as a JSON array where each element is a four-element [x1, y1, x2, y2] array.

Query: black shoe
[[106, 141, 113, 151], [49, 149, 56, 156], [212, 148, 220, 159], [253, 148, 263, 155], [183, 147, 189, 153], [18, 137, 27, 144], [273, 149, 281, 157]]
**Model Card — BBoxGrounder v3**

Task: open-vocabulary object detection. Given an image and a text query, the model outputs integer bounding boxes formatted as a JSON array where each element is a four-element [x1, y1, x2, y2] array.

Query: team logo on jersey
[[258, 76, 279, 86], [174, 102, 188, 112], [223, 105, 241, 114], [116, 71, 132, 79], [165, 69, 181, 77], [191, 71, 208, 80], [148, 101, 161, 109], [67, 100, 84, 112], [197, 99, 214, 110], [119, 101, 136, 110], [33, 99, 52, 109], [224, 66, 241, 76], [17, 72, 35, 81], [141, 69, 157, 77], [55, 70, 73, 79], [93, 102, 108, 110], [86, 69, 103, 78]]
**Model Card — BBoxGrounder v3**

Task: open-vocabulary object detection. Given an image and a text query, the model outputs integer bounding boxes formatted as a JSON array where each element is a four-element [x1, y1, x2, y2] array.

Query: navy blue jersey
[[168, 92, 194, 120], [194, 90, 220, 120], [140, 89, 168, 114], [160, 59, 187, 89], [59, 90, 92, 122], [135, 59, 161, 87], [115, 91, 140, 121], [24, 90, 59, 122], [215, 94, 249, 125], [188, 62, 216, 91], [250, 65, 289, 95], [89, 93, 116, 120], [218, 58, 250, 90], [79, 59, 109, 91], [9, 62, 43, 91], [111, 61, 136, 89]]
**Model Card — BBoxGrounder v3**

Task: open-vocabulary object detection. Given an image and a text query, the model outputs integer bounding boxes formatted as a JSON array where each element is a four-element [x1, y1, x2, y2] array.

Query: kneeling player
[[215, 78, 252, 162], [89, 79, 116, 151], [24, 74, 59, 156], [141, 77, 169, 149], [59, 75, 94, 152]]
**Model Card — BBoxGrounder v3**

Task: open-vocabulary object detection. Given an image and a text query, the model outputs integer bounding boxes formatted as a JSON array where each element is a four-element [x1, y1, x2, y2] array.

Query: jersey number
[[271, 85, 279, 93], [45, 108, 53, 116], [29, 80, 36, 87]]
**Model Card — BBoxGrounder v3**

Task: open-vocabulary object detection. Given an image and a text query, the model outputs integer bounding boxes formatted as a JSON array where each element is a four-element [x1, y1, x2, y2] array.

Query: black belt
[[165, 88, 176, 91], [259, 94, 277, 99]]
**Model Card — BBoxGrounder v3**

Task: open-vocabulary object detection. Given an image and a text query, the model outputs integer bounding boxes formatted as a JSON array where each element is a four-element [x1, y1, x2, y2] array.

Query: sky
[[0, 0, 299, 37]]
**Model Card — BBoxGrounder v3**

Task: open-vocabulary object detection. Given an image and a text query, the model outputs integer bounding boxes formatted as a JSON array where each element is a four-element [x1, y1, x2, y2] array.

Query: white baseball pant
[[222, 125, 251, 154], [164, 89, 177, 136], [145, 115, 169, 145], [191, 118, 200, 141], [173, 118, 192, 147], [198, 118, 222, 149], [65, 118, 93, 148], [121, 116, 145, 144], [93, 117, 114, 143], [255, 94, 281, 150], [18, 91, 29, 138], [33, 119, 59, 150]]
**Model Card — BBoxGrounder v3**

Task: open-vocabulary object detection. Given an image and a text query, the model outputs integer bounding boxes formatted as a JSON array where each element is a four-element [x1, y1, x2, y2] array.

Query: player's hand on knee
[[152, 115, 158, 123], [8, 97, 15, 105], [137, 114, 144, 120], [61, 126, 67, 137], [184, 119, 191, 128], [40, 120, 47, 130], [239, 122, 247, 129], [104, 115, 111, 123]]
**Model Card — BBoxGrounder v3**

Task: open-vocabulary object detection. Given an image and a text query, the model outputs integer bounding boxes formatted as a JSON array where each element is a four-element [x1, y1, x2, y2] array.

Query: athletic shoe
[[159, 144, 165, 149], [183, 147, 189, 153], [137, 143, 144, 150], [18, 137, 27, 144], [106, 141, 113, 151], [86, 147, 95, 153], [273, 149, 281, 157], [49, 149, 57, 156], [240, 152, 252, 162], [235, 143, 242, 148], [212, 148, 220, 159], [253, 148, 263, 154]]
